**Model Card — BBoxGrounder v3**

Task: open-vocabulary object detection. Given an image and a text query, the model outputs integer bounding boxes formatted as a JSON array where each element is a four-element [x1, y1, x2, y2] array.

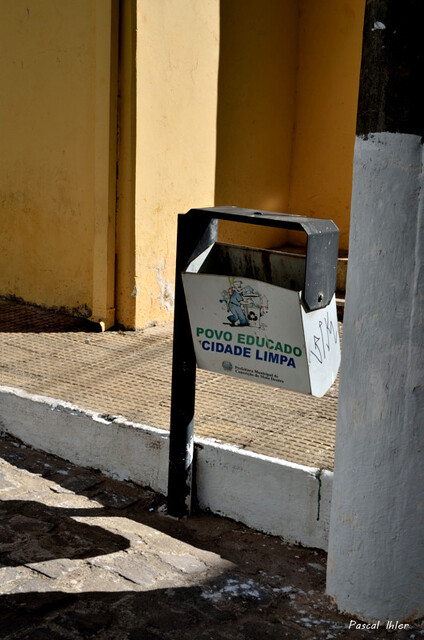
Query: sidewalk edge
[[0, 385, 332, 550]]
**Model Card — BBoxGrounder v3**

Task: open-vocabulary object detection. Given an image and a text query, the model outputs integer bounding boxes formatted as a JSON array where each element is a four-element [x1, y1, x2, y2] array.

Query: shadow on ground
[[1, 435, 423, 639], [0, 298, 101, 334]]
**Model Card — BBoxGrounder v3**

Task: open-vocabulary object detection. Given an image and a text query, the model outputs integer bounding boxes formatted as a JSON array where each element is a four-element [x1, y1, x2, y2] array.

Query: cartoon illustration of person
[[227, 280, 253, 326], [219, 278, 269, 328]]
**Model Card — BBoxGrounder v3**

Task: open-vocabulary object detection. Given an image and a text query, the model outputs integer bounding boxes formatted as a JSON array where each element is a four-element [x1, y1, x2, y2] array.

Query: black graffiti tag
[[309, 312, 338, 365]]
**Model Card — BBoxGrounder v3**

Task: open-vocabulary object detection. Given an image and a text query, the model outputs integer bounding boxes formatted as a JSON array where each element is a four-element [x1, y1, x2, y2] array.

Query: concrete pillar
[[326, 0, 424, 622]]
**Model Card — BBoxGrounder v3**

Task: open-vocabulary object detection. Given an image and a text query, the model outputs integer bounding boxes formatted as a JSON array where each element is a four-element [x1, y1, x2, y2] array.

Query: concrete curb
[[0, 385, 332, 550]]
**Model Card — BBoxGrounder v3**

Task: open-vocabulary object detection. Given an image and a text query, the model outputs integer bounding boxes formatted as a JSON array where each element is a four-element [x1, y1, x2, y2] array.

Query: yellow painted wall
[[115, 0, 137, 329], [288, 0, 365, 251], [0, 0, 117, 325], [215, 0, 365, 253], [215, 0, 298, 249], [0, 0, 364, 329], [132, 0, 220, 328]]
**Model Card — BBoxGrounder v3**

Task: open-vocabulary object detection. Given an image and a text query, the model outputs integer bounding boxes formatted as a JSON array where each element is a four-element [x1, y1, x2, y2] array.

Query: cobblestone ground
[[0, 434, 423, 640]]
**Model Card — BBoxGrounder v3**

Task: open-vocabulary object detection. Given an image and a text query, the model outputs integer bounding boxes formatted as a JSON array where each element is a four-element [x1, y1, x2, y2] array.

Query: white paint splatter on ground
[[201, 578, 263, 602]]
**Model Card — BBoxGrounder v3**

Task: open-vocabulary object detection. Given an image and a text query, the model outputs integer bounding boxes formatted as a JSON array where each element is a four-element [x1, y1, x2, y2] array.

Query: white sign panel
[[182, 270, 340, 397]]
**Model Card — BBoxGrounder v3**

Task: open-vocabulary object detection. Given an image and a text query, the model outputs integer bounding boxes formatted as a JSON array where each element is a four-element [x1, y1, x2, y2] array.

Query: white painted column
[[327, 132, 424, 621], [326, 0, 424, 622]]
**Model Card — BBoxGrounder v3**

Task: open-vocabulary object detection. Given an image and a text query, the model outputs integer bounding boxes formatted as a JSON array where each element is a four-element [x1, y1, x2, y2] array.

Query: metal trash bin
[[168, 206, 340, 516], [182, 238, 340, 397]]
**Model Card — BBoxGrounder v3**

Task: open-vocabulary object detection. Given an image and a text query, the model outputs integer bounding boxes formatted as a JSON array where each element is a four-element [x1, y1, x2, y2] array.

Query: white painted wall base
[[0, 385, 331, 550]]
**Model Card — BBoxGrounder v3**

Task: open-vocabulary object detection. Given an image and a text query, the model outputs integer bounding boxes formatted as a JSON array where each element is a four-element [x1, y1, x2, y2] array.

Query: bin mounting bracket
[[185, 206, 339, 311]]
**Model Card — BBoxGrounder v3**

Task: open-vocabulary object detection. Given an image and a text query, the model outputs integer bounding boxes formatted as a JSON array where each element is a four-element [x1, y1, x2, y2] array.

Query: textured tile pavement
[[1, 434, 423, 640], [0, 298, 338, 470]]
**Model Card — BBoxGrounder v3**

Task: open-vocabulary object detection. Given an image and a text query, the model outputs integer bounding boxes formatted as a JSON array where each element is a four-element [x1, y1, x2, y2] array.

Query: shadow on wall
[[214, 0, 297, 250]]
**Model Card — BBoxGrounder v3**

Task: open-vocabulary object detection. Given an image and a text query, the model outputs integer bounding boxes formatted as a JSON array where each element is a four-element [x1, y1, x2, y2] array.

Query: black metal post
[[167, 214, 217, 517]]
